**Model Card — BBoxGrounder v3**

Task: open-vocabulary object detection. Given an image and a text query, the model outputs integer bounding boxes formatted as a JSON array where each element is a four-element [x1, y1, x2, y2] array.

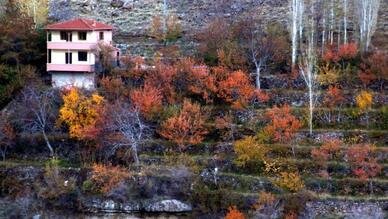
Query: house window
[[48, 49, 51, 63], [65, 52, 72, 64], [48, 32, 52, 41], [60, 31, 67, 41], [78, 32, 87, 41], [99, 32, 104, 40], [60, 32, 72, 41], [78, 52, 88, 61]]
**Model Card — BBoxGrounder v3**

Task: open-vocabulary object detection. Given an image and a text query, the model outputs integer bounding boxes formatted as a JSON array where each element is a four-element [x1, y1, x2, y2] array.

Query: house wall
[[51, 50, 95, 65], [51, 72, 95, 90], [49, 30, 112, 44]]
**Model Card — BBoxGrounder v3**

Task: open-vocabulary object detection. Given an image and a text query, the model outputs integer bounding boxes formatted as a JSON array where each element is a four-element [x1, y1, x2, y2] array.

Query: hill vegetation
[[0, 0, 387, 218]]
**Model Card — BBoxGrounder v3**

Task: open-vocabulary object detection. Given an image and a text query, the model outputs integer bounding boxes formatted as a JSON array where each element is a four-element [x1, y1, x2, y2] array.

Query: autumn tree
[[346, 144, 381, 191], [159, 99, 208, 151], [145, 62, 178, 104], [93, 42, 117, 77], [58, 88, 105, 141], [175, 58, 217, 103], [225, 206, 245, 219], [99, 76, 127, 102], [104, 102, 149, 166], [130, 83, 163, 119], [0, 1, 44, 107], [0, 0, 44, 67], [321, 85, 345, 123], [217, 70, 255, 109], [311, 138, 342, 178], [355, 90, 373, 127], [273, 171, 305, 192], [86, 163, 131, 194], [17, 86, 58, 157], [0, 114, 15, 161], [215, 112, 236, 141], [234, 136, 270, 170], [360, 51, 388, 90], [239, 18, 289, 88], [198, 18, 247, 68], [264, 105, 302, 144]]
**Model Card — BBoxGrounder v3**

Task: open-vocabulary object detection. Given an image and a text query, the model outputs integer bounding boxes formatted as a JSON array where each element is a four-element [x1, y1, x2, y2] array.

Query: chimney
[[92, 20, 96, 27]]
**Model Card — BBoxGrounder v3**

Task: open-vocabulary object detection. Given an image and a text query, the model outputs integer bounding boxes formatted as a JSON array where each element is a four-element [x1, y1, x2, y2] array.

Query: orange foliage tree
[[130, 83, 163, 119], [225, 206, 245, 219], [99, 77, 127, 101], [175, 58, 217, 103], [145, 62, 178, 104], [217, 70, 255, 109], [87, 163, 131, 194], [264, 105, 302, 144], [58, 88, 105, 141], [159, 99, 208, 151]]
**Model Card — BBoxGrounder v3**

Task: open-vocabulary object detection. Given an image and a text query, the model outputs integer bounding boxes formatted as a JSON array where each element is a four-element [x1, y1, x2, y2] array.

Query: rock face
[[84, 198, 192, 213], [48, 0, 388, 56]]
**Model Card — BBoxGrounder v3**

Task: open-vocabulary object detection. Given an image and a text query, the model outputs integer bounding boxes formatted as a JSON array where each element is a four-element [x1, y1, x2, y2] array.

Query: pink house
[[46, 18, 119, 89]]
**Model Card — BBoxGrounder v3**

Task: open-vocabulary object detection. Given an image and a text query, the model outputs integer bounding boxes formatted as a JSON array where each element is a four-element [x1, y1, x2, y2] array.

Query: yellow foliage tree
[[234, 136, 270, 169], [318, 63, 340, 86], [273, 172, 304, 192], [356, 90, 373, 112], [58, 88, 105, 140], [356, 90, 373, 127]]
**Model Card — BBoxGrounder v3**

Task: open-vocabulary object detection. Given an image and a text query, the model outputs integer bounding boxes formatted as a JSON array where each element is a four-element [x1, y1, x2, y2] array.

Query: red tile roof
[[46, 18, 113, 30]]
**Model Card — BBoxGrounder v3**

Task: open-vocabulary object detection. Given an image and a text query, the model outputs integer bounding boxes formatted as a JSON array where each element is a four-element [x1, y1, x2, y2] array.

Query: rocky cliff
[[48, 0, 388, 56]]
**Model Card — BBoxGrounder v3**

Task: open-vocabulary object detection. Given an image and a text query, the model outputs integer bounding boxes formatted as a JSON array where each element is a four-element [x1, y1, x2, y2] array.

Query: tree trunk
[[42, 130, 54, 157], [308, 85, 314, 136], [255, 64, 261, 89], [132, 144, 139, 166]]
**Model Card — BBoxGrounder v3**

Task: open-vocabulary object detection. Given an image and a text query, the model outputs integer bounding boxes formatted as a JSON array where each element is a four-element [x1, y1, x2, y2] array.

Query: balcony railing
[[47, 42, 97, 50], [47, 64, 95, 72]]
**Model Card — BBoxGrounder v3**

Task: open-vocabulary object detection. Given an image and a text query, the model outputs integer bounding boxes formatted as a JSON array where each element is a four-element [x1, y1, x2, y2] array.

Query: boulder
[[144, 199, 192, 212]]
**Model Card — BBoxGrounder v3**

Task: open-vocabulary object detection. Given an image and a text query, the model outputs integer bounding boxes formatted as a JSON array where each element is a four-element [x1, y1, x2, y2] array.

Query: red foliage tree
[[323, 43, 357, 62], [346, 144, 381, 182], [311, 138, 342, 166], [264, 105, 302, 143], [159, 99, 208, 151], [337, 43, 358, 60], [359, 63, 377, 87], [130, 83, 163, 119]]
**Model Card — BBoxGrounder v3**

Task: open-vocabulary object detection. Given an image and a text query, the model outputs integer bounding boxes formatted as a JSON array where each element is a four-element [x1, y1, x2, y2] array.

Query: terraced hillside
[[1, 71, 387, 218]]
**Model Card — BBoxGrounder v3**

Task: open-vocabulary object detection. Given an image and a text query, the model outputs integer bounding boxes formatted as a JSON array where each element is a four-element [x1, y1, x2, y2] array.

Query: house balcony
[[47, 42, 97, 50], [47, 64, 95, 72]]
